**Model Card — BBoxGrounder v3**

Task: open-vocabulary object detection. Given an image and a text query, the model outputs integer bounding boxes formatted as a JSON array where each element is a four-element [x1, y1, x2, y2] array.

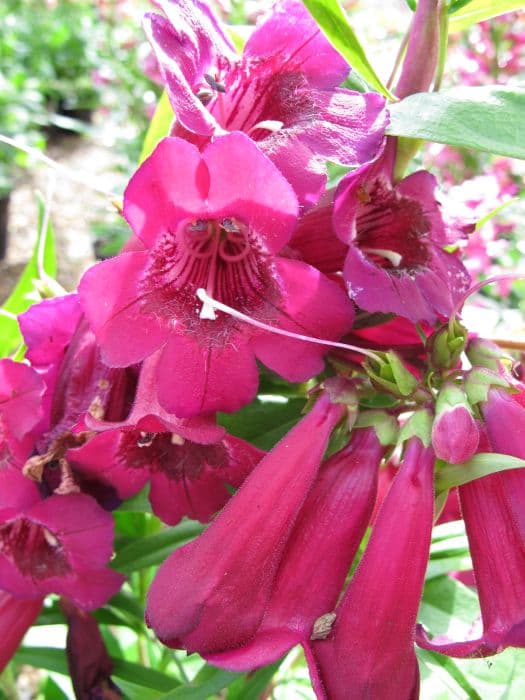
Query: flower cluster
[[1, 1, 524, 697]]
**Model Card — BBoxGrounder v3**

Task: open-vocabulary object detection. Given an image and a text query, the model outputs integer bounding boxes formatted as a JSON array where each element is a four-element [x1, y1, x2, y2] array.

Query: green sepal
[[464, 367, 510, 406], [398, 409, 433, 447], [465, 336, 506, 371], [426, 320, 468, 370], [354, 410, 399, 446], [365, 350, 420, 398]]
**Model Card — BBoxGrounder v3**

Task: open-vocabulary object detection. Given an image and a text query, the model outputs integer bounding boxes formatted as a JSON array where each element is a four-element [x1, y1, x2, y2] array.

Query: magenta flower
[[334, 144, 472, 323], [418, 388, 525, 657], [145, 390, 345, 653], [68, 426, 264, 525], [0, 469, 124, 609], [144, 0, 387, 206], [205, 427, 382, 671], [0, 591, 43, 673], [79, 134, 354, 417], [306, 438, 435, 700], [0, 359, 45, 470], [62, 599, 121, 700], [431, 383, 479, 464]]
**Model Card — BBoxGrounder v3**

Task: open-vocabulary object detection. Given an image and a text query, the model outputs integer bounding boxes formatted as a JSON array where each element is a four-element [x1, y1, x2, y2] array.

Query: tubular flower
[[79, 133, 354, 417], [68, 427, 264, 525], [0, 591, 43, 673], [0, 469, 124, 609], [145, 390, 346, 653], [418, 388, 525, 657], [205, 427, 382, 671], [334, 144, 472, 323], [144, 0, 387, 206], [306, 438, 435, 700]]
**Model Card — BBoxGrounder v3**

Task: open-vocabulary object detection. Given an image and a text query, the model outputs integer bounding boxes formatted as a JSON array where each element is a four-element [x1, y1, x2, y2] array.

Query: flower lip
[[141, 213, 277, 328], [0, 517, 70, 580], [355, 180, 432, 273]]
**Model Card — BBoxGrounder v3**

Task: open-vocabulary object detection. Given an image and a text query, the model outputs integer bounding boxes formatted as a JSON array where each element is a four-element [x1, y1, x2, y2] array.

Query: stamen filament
[[196, 288, 383, 362]]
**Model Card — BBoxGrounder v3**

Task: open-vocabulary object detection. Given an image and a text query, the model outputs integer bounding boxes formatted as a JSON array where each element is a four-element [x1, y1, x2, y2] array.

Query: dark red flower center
[[143, 217, 276, 332], [0, 517, 70, 579], [355, 180, 432, 273], [119, 431, 229, 482]]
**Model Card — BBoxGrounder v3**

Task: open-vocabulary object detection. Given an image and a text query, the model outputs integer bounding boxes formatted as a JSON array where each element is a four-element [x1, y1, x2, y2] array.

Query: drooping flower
[[0, 591, 43, 673], [62, 599, 122, 700], [144, 0, 387, 206], [334, 143, 472, 323], [145, 388, 346, 653], [306, 437, 435, 700], [418, 387, 525, 657], [0, 469, 124, 609], [68, 425, 264, 525], [205, 427, 382, 671], [79, 133, 355, 417]]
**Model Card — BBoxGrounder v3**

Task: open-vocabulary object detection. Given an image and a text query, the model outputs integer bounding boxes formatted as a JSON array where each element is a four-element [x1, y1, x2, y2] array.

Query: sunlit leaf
[[0, 193, 56, 357], [449, 0, 525, 32], [301, 0, 395, 99], [139, 92, 174, 163], [387, 86, 525, 159]]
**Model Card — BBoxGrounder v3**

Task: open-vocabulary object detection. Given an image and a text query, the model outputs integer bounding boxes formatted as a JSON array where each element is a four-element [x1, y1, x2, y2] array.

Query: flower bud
[[426, 320, 467, 370], [432, 384, 479, 463]]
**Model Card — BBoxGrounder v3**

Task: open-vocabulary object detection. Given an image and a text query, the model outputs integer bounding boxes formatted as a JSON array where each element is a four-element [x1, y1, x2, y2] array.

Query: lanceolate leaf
[[0, 194, 56, 357], [111, 521, 204, 573], [301, 0, 395, 99], [448, 0, 525, 32], [157, 665, 240, 700], [436, 452, 525, 492], [139, 92, 174, 163], [387, 86, 525, 159]]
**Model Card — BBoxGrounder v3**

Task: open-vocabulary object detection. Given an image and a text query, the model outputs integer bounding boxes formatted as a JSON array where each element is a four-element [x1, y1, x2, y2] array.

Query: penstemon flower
[[79, 133, 354, 417]]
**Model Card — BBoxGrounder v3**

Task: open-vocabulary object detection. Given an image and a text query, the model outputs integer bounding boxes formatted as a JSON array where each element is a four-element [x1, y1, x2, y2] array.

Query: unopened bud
[[432, 384, 479, 463], [426, 320, 467, 370]]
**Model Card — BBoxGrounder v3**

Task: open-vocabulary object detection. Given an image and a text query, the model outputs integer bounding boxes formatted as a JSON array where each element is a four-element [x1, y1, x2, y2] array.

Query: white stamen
[[43, 527, 59, 548], [196, 288, 382, 362], [199, 302, 217, 320], [361, 247, 403, 267], [171, 434, 185, 446], [248, 120, 284, 135]]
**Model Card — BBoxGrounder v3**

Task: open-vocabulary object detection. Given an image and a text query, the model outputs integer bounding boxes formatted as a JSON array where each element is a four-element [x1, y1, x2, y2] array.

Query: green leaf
[[112, 520, 204, 573], [139, 92, 174, 164], [218, 397, 305, 449], [301, 0, 394, 99], [449, 0, 525, 32], [227, 662, 281, 699], [15, 648, 180, 694], [387, 86, 525, 160], [157, 665, 240, 700], [436, 452, 525, 492], [0, 193, 56, 357]]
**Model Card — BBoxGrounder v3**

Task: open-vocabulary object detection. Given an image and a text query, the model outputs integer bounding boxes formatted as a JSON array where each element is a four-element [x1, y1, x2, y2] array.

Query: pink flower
[[205, 427, 382, 670], [0, 591, 43, 673], [145, 389, 346, 653], [431, 383, 479, 464], [307, 438, 435, 699], [144, 0, 387, 206], [79, 133, 354, 417], [418, 388, 525, 657], [68, 426, 264, 525], [0, 359, 45, 470], [334, 144, 472, 323], [0, 469, 124, 609]]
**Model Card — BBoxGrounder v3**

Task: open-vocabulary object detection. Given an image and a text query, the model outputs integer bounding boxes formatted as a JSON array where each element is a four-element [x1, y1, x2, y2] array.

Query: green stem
[[433, 3, 449, 91]]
